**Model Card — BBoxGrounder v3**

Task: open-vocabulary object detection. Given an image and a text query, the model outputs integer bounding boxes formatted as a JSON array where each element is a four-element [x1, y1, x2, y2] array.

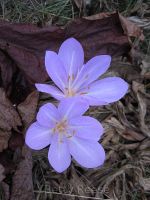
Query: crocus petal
[[25, 122, 52, 150], [37, 103, 60, 128], [73, 55, 111, 89], [68, 136, 105, 168], [35, 83, 65, 100], [48, 135, 71, 173], [45, 51, 67, 91], [58, 38, 84, 78], [69, 116, 103, 141], [58, 98, 89, 119], [82, 77, 128, 106]]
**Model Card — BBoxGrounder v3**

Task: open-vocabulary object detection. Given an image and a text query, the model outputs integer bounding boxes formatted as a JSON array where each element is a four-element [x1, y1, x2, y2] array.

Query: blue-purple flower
[[36, 38, 128, 105], [25, 98, 105, 173]]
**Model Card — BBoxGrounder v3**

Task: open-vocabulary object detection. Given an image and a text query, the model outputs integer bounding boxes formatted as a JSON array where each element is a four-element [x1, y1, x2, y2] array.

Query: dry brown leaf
[[84, 12, 113, 20], [106, 117, 125, 132], [10, 91, 39, 200], [17, 91, 39, 129], [0, 88, 22, 152], [141, 58, 150, 77], [85, 12, 144, 41], [139, 177, 150, 191], [0, 88, 21, 131], [110, 59, 141, 82], [8, 131, 24, 151], [122, 128, 145, 141], [0, 164, 5, 182], [106, 117, 145, 141], [69, 166, 94, 198], [1, 182, 10, 200], [0, 130, 11, 152], [132, 81, 150, 137], [139, 138, 150, 150], [119, 13, 144, 41], [73, 0, 83, 9], [10, 146, 35, 200]]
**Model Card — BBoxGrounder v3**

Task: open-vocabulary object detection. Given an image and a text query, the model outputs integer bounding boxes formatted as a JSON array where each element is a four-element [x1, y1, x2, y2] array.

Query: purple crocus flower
[[25, 98, 105, 173], [35, 38, 128, 105]]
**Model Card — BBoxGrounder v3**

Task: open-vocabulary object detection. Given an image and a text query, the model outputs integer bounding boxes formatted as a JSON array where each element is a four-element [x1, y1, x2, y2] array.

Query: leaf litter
[[0, 4, 150, 200]]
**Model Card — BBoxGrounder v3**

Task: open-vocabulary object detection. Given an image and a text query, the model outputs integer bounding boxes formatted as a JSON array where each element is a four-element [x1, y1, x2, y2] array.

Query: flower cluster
[[25, 38, 128, 173]]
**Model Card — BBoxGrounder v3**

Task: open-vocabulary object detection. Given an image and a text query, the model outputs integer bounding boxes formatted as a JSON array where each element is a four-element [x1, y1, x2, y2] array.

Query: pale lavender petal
[[25, 122, 52, 150], [37, 103, 60, 128], [35, 83, 65, 100], [73, 55, 111, 89], [82, 77, 128, 106], [58, 98, 89, 119], [68, 136, 105, 168], [69, 116, 103, 141], [45, 51, 67, 91], [58, 38, 84, 79], [79, 94, 108, 106], [48, 135, 71, 173]]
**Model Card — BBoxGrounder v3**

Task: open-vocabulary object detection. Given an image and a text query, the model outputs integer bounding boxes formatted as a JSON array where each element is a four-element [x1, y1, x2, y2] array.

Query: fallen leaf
[[0, 151, 16, 174], [122, 128, 145, 141], [110, 59, 141, 82], [85, 12, 144, 41], [0, 88, 22, 152], [0, 88, 21, 131], [8, 131, 24, 151], [0, 51, 15, 93], [10, 91, 38, 200], [139, 138, 150, 150], [10, 146, 35, 200], [106, 117, 145, 141], [132, 81, 150, 137], [73, 0, 83, 9], [139, 177, 150, 191], [17, 91, 39, 129], [1, 182, 10, 200], [0, 164, 5, 182], [0, 130, 11, 152], [119, 13, 144, 41], [84, 12, 113, 20]]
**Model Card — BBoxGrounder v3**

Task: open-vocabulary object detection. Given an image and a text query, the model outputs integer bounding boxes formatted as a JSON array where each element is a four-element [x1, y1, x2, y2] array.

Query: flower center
[[52, 119, 76, 143], [65, 88, 76, 97], [53, 120, 68, 134]]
